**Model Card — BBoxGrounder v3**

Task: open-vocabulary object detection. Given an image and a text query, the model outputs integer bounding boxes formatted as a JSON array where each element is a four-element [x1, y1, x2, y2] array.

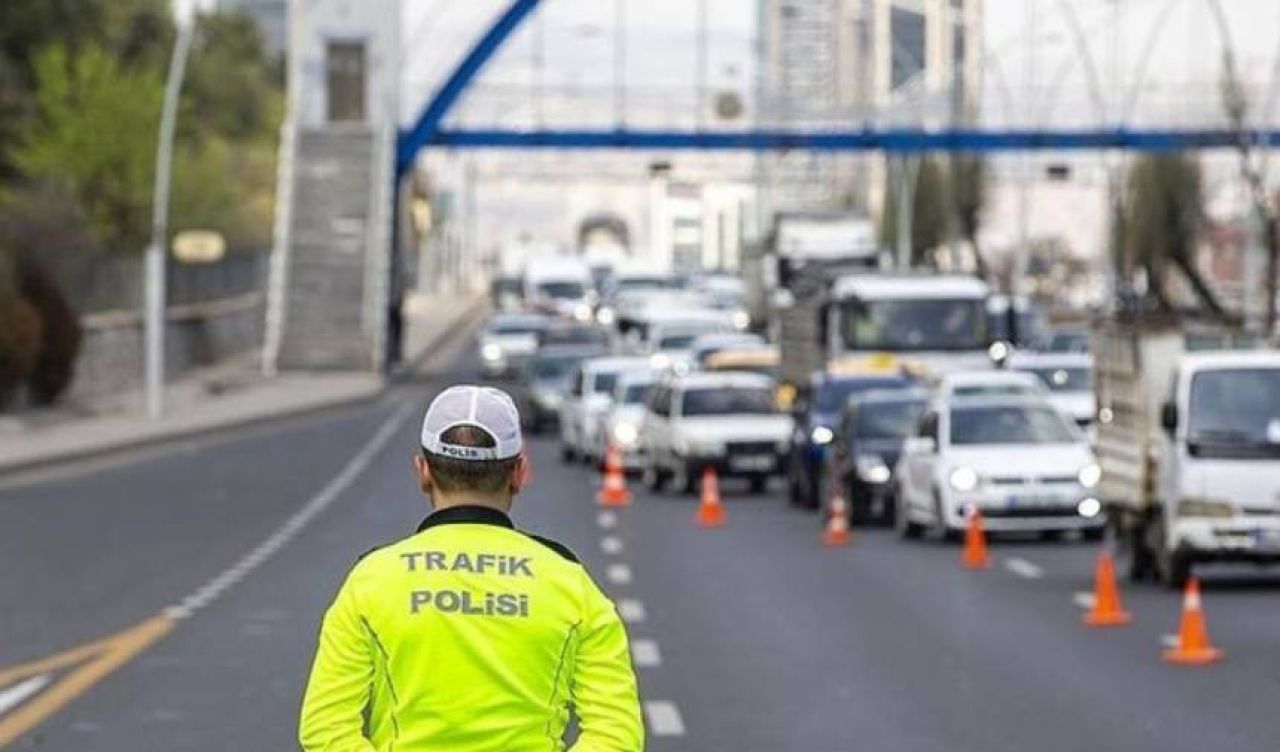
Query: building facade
[[757, 0, 982, 220]]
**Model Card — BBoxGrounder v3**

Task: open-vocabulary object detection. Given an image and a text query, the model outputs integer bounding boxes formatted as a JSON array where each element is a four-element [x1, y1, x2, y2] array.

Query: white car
[[931, 369, 1049, 400], [478, 313, 549, 378], [636, 312, 737, 372], [1009, 352, 1095, 427], [592, 370, 660, 470], [642, 372, 793, 495], [895, 396, 1103, 540], [559, 356, 651, 463]]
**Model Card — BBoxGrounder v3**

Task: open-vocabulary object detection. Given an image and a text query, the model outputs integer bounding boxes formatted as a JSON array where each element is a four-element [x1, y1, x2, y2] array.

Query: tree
[[12, 43, 164, 252], [879, 156, 949, 267], [948, 154, 989, 279], [1121, 153, 1231, 319]]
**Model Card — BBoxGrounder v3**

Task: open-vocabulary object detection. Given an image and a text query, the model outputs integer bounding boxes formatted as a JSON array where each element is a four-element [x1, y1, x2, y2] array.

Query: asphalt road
[[3, 341, 1280, 751]]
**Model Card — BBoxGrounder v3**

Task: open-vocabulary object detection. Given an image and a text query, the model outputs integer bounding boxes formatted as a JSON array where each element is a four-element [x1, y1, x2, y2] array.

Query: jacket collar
[[416, 504, 514, 533]]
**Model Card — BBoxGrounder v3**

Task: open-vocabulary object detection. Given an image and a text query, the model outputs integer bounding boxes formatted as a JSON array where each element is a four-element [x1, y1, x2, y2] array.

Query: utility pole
[[145, 14, 197, 420]]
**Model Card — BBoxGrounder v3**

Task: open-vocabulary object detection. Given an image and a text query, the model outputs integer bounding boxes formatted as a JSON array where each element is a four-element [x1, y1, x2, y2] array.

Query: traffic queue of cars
[[480, 267, 1107, 549]]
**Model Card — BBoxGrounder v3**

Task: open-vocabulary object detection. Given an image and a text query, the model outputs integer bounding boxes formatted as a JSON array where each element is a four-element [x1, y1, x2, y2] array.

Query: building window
[[890, 8, 926, 91]]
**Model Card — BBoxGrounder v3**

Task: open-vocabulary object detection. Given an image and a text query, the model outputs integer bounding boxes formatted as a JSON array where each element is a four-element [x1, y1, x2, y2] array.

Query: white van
[[524, 256, 593, 321]]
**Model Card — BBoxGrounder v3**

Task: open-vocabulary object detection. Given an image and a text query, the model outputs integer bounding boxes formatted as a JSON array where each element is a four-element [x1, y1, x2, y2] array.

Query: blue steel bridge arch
[[396, 0, 1280, 176]]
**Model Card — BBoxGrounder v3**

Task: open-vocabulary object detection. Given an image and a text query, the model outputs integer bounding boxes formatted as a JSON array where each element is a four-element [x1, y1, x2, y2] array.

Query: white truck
[[821, 273, 993, 376], [1094, 320, 1280, 586], [745, 213, 882, 385], [523, 255, 593, 321]]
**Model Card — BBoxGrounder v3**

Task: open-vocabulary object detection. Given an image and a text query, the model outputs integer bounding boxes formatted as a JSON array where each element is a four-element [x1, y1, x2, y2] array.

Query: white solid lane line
[[1073, 591, 1097, 610], [631, 639, 662, 668], [600, 536, 624, 555], [1004, 558, 1044, 580], [0, 675, 51, 716], [165, 401, 415, 621], [617, 599, 647, 623], [606, 563, 633, 585], [596, 511, 618, 530], [644, 701, 686, 736]]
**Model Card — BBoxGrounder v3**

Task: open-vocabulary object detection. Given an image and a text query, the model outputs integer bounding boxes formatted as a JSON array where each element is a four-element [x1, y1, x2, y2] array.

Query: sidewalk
[[0, 292, 487, 476]]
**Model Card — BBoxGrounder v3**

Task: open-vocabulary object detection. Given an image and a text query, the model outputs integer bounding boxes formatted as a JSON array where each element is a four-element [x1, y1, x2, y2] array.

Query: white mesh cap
[[420, 385, 523, 461]]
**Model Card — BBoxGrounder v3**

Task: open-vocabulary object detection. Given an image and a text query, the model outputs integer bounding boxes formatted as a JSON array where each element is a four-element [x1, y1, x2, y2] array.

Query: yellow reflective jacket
[[299, 505, 644, 752]]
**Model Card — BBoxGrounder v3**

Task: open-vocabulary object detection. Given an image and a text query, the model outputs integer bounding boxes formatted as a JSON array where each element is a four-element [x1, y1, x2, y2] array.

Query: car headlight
[[1177, 498, 1235, 518], [948, 466, 980, 493], [1077, 463, 1101, 489], [597, 307, 616, 326], [482, 343, 502, 361], [612, 422, 639, 447], [856, 454, 891, 484], [650, 353, 671, 369], [573, 303, 593, 322], [810, 426, 835, 446], [1077, 497, 1102, 518], [732, 310, 750, 330]]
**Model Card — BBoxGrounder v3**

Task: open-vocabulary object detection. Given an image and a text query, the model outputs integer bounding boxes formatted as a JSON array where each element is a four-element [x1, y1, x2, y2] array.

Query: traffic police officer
[[299, 385, 644, 751]]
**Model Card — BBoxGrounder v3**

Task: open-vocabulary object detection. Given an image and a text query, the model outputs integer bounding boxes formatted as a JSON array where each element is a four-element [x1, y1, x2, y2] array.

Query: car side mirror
[[1160, 401, 1178, 435]]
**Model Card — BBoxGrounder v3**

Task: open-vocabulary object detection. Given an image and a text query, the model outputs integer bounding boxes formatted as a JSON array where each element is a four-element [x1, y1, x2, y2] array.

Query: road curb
[[0, 295, 488, 479]]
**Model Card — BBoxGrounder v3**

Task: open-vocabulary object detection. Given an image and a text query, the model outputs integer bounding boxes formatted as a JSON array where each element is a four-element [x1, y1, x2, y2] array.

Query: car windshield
[[841, 298, 986, 351], [952, 383, 1039, 397], [489, 319, 544, 335], [658, 334, 698, 350], [1018, 366, 1092, 393], [621, 383, 653, 404], [854, 399, 926, 440], [592, 372, 619, 395], [816, 377, 911, 413], [618, 277, 679, 292], [1188, 369, 1280, 459], [543, 327, 605, 346], [1046, 330, 1090, 352], [493, 278, 522, 295], [681, 387, 776, 416], [536, 281, 585, 299], [533, 355, 583, 379], [949, 405, 1078, 445]]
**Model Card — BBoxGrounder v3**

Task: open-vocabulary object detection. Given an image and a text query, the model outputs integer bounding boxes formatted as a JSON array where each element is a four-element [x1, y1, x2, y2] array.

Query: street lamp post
[[144, 14, 197, 420]]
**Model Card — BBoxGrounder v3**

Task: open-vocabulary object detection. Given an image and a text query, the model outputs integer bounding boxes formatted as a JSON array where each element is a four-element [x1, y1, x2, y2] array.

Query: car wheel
[[933, 492, 960, 543], [749, 474, 768, 495], [896, 493, 924, 540], [643, 462, 667, 492], [561, 444, 576, 463], [672, 464, 696, 496], [1151, 514, 1191, 589], [847, 481, 868, 526]]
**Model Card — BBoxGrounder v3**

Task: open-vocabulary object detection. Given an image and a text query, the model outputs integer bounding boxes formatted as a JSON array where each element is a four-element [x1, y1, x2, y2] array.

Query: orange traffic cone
[[1163, 578, 1224, 665], [596, 445, 632, 508], [961, 507, 991, 569], [694, 467, 726, 528], [1083, 551, 1132, 627], [822, 489, 852, 547]]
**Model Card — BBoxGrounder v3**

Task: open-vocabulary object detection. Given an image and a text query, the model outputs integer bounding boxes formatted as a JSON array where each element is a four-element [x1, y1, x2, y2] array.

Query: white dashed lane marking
[[606, 563, 633, 585], [596, 511, 618, 530], [600, 536, 624, 555], [617, 599, 647, 623], [1004, 558, 1044, 580], [1073, 591, 1097, 610], [0, 675, 50, 716], [631, 639, 662, 667], [644, 701, 686, 736]]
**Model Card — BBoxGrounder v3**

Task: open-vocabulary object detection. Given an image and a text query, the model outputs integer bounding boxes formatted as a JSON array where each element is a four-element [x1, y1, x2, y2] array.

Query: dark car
[[786, 371, 917, 509], [826, 389, 928, 524], [519, 345, 605, 434]]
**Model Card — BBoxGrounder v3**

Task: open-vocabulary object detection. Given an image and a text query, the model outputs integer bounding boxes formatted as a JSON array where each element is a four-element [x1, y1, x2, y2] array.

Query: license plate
[[730, 455, 774, 471], [1005, 494, 1059, 508]]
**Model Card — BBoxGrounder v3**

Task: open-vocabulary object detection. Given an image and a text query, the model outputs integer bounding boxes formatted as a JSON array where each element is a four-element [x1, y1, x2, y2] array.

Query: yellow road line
[[0, 614, 174, 748]]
